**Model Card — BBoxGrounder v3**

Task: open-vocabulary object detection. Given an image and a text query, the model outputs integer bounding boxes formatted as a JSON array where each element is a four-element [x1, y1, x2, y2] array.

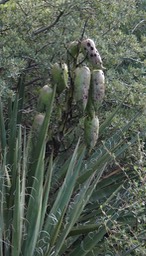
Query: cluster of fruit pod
[[33, 38, 105, 151]]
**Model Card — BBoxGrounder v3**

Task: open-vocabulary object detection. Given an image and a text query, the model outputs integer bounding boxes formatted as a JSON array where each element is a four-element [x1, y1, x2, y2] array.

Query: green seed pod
[[84, 114, 99, 150], [32, 113, 45, 141], [91, 69, 105, 111], [32, 113, 45, 134], [51, 62, 68, 94], [31, 113, 45, 148], [85, 89, 95, 118], [51, 63, 61, 84], [37, 85, 53, 112], [74, 66, 91, 111], [68, 40, 79, 58], [61, 63, 68, 89], [81, 38, 103, 67]]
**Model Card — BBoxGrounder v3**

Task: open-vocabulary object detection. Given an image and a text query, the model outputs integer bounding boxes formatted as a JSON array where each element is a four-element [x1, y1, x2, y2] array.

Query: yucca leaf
[[78, 111, 143, 185], [79, 176, 135, 223], [27, 84, 56, 192], [99, 94, 130, 135], [51, 154, 72, 186], [59, 235, 80, 256], [0, 149, 7, 256], [7, 95, 18, 166], [0, 98, 6, 155], [98, 110, 142, 157], [78, 136, 140, 222], [70, 214, 118, 256], [117, 214, 137, 226], [22, 143, 45, 256], [17, 73, 26, 124], [48, 206, 67, 250], [79, 184, 123, 225], [11, 147, 21, 256], [68, 224, 104, 237], [69, 206, 120, 256], [51, 166, 105, 256], [50, 145, 85, 206], [40, 151, 54, 230], [8, 122, 22, 214], [11, 127, 23, 256], [20, 128, 27, 243], [29, 84, 56, 175], [43, 140, 85, 252]]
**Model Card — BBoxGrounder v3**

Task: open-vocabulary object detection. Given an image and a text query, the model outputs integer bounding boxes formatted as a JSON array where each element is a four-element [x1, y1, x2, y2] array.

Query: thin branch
[[25, 77, 42, 87], [122, 57, 144, 64], [79, 18, 89, 41], [102, 25, 117, 37], [132, 19, 146, 33], [32, 10, 64, 36], [17, 2, 28, 16]]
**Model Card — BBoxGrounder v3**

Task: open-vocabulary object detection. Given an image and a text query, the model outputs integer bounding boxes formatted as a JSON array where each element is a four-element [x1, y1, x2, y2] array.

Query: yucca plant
[[0, 38, 145, 256], [0, 92, 145, 256]]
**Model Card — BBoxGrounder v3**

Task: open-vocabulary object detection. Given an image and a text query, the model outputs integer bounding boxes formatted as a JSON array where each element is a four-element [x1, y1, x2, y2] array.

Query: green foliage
[[0, 89, 145, 255], [0, 0, 146, 255]]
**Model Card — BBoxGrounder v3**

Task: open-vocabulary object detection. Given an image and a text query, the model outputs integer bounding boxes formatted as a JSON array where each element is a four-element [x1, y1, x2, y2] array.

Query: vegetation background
[[0, 0, 146, 255]]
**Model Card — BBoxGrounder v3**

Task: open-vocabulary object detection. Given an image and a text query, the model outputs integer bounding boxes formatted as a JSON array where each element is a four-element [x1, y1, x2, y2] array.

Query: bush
[[0, 36, 145, 255]]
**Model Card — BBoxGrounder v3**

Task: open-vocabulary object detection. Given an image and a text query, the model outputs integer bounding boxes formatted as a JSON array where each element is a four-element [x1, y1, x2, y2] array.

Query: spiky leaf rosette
[[81, 38, 103, 68], [74, 66, 91, 111], [51, 62, 68, 94], [90, 69, 105, 112], [84, 113, 99, 150], [37, 85, 53, 112]]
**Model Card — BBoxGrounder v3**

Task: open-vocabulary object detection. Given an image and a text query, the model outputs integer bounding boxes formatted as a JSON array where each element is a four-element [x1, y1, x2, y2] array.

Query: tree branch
[[32, 10, 64, 36], [132, 19, 146, 33], [25, 77, 42, 87]]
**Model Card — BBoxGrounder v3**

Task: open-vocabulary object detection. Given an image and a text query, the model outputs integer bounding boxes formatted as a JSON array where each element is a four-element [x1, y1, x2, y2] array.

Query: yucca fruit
[[68, 40, 79, 58], [74, 66, 91, 111], [84, 113, 99, 150], [51, 62, 60, 83], [81, 38, 103, 67], [32, 113, 45, 133], [81, 38, 96, 51], [90, 69, 105, 111], [85, 90, 95, 118], [31, 113, 45, 148], [37, 85, 53, 112], [51, 62, 68, 94]]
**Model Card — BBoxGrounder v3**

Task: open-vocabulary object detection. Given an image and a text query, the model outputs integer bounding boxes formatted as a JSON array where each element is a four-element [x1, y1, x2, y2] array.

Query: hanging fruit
[[81, 38, 103, 67], [32, 113, 45, 134], [74, 66, 91, 111], [90, 69, 105, 111], [37, 85, 53, 112], [51, 62, 68, 94], [68, 40, 79, 58], [84, 113, 99, 150]]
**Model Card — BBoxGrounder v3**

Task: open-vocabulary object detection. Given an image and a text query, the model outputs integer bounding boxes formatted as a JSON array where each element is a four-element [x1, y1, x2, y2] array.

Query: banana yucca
[[51, 62, 68, 94], [84, 113, 99, 150], [31, 113, 46, 148], [90, 69, 105, 111], [32, 113, 45, 133], [81, 38, 103, 67], [68, 40, 79, 58], [74, 66, 91, 111], [37, 85, 53, 112]]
